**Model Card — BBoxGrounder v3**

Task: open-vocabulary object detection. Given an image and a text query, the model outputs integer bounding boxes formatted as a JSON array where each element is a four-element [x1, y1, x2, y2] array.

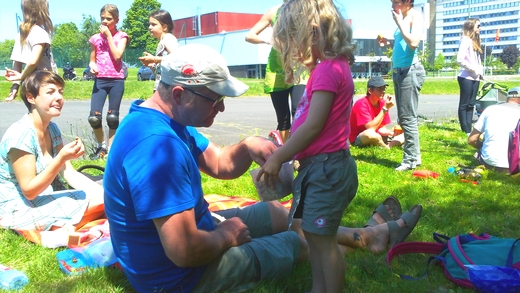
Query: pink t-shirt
[[291, 57, 354, 160], [349, 96, 391, 144], [89, 31, 129, 79]]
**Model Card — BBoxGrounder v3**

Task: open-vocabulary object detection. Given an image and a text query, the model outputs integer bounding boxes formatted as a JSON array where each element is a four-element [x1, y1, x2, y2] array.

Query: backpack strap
[[386, 241, 445, 280], [447, 235, 478, 271], [433, 232, 450, 243], [506, 238, 520, 267]]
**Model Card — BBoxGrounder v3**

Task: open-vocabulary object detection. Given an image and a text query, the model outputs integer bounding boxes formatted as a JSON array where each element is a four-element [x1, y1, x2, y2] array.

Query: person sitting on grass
[[103, 43, 422, 293], [468, 87, 520, 172], [0, 70, 104, 231], [350, 76, 404, 149]]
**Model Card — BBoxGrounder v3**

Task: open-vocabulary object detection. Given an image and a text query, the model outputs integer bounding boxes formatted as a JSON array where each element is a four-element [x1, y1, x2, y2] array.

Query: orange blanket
[[13, 194, 292, 247]]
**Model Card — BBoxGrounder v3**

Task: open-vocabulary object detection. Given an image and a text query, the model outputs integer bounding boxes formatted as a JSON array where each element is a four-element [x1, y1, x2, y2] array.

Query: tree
[[53, 22, 89, 67], [445, 56, 459, 71], [383, 47, 393, 59], [418, 46, 432, 71], [433, 53, 445, 71], [122, 0, 161, 53], [0, 40, 15, 65], [81, 15, 100, 44], [500, 45, 520, 69], [513, 57, 520, 73]]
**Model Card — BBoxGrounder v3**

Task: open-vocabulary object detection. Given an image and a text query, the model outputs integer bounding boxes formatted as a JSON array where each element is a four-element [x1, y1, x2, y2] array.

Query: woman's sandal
[[364, 196, 402, 227], [387, 204, 423, 248]]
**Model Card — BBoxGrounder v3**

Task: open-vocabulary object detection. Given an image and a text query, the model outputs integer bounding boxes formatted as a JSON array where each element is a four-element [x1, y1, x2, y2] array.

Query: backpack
[[509, 117, 520, 175], [477, 82, 508, 100], [386, 233, 520, 289]]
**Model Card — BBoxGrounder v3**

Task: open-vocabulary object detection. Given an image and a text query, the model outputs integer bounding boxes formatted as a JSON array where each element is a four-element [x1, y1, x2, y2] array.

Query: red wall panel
[[173, 12, 262, 38]]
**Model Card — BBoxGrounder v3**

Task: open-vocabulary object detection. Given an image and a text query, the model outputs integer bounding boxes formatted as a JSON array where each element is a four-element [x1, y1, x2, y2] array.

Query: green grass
[[2, 74, 520, 100], [1, 121, 519, 292]]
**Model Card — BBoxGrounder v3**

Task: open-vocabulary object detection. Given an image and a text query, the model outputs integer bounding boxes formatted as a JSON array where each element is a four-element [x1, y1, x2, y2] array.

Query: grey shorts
[[290, 149, 358, 235], [193, 203, 301, 293]]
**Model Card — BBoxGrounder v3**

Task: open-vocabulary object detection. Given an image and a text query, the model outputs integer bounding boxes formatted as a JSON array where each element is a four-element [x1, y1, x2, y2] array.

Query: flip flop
[[364, 196, 402, 227], [387, 204, 423, 248]]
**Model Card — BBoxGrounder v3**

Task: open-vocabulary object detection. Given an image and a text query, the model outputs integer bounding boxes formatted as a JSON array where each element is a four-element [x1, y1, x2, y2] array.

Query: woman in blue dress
[[0, 71, 104, 231]]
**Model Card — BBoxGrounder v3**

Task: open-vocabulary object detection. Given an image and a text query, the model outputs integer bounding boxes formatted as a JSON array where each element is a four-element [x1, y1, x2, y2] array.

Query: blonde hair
[[20, 0, 53, 45], [272, 0, 356, 83], [462, 18, 482, 54], [101, 4, 119, 19]]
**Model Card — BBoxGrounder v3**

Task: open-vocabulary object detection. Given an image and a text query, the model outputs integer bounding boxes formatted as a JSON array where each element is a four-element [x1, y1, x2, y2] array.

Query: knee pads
[[106, 110, 120, 129], [88, 111, 102, 129]]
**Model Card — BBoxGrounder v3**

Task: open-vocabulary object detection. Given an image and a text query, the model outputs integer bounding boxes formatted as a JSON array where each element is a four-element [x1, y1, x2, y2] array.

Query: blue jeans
[[393, 63, 426, 166]]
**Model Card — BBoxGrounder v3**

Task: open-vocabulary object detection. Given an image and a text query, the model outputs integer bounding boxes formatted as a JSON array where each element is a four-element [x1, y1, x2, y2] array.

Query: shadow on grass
[[424, 123, 460, 132], [353, 153, 398, 169]]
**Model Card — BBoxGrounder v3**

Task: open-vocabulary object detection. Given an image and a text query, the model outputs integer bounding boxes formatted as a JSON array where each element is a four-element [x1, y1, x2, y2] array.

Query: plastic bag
[[250, 161, 294, 201], [56, 237, 117, 275], [466, 265, 520, 293]]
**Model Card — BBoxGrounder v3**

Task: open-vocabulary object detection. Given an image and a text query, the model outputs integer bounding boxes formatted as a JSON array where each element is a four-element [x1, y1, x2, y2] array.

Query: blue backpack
[[386, 233, 520, 288]]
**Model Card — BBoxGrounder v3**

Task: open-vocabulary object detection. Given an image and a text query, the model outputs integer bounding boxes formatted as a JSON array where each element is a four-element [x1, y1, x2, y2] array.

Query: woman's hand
[[58, 138, 85, 161]]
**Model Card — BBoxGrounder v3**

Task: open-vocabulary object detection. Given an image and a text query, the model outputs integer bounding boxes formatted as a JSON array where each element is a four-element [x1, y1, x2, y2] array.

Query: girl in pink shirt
[[258, 0, 358, 291], [87, 4, 129, 159]]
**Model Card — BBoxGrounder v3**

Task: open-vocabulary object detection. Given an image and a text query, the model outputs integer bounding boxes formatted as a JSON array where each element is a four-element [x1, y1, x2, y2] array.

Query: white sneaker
[[395, 163, 415, 172]]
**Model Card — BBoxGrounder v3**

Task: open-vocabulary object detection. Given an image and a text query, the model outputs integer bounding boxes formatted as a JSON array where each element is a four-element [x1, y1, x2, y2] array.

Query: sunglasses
[[476, 25, 481, 28], [184, 88, 225, 107], [371, 86, 387, 91]]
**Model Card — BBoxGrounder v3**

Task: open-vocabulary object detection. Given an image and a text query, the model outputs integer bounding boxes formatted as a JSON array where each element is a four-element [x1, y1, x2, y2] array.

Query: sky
[[0, 0, 427, 42]]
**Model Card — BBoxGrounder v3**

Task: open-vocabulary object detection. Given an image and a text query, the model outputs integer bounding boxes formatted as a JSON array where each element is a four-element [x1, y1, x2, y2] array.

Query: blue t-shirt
[[104, 100, 212, 292], [392, 28, 418, 69]]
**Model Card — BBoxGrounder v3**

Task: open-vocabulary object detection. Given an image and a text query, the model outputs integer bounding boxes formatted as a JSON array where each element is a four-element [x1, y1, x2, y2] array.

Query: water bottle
[[0, 264, 29, 290]]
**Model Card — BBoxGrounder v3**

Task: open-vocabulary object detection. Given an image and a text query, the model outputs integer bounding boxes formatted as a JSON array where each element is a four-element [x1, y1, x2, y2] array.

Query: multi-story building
[[434, 0, 520, 61]]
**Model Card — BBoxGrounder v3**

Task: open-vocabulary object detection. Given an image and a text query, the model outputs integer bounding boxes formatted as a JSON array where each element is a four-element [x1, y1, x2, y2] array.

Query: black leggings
[[457, 77, 480, 133], [270, 87, 295, 131], [90, 78, 125, 115]]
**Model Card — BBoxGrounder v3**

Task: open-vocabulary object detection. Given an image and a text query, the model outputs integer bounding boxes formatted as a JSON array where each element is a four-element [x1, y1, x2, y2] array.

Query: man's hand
[[468, 129, 483, 149], [244, 136, 278, 166], [385, 95, 395, 109], [215, 217, 251, 247]]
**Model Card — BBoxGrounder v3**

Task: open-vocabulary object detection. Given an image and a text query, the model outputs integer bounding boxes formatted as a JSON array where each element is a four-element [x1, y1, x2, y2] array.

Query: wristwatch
[[382, 107, 388, 113]]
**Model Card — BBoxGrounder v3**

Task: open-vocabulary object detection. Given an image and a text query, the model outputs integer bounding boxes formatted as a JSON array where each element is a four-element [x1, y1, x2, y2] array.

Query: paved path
[[1, 95, 459, 146]]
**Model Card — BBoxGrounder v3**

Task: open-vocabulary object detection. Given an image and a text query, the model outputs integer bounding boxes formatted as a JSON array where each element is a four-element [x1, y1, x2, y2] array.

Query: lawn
[[1, 72, 520, 99], [1, 120, 519, 293]]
